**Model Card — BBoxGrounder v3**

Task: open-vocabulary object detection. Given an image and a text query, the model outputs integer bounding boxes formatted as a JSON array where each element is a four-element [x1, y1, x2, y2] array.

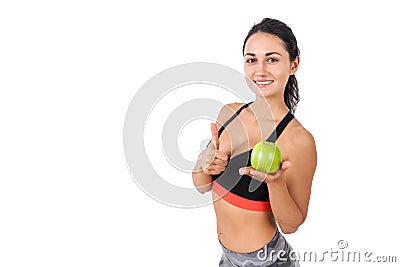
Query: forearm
[[268, 177, 303, 233], [192, 157, 213, 194]]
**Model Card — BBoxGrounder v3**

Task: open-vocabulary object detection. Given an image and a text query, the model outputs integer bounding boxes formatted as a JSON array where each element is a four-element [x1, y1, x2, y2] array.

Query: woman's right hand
[[199, 123, 229, 175]]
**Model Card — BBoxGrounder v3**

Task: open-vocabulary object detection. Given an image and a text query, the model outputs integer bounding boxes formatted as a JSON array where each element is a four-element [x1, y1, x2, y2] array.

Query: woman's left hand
[[239, 161, 292, 183]]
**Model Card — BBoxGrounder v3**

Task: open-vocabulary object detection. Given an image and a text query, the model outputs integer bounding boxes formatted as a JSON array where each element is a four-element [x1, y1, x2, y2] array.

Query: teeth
[[255, 81, 272, 85]]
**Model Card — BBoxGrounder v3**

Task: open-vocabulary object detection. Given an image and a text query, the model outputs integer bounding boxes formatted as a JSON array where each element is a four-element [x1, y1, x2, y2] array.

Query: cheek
[[273, 67, 290, 80], [243, 63, 258, 72], [275, 70, 285, 78], [243, 66, 252, 77]]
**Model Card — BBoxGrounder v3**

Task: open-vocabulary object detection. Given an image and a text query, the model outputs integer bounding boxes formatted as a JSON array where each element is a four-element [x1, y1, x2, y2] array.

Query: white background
[[1, 0, 399, 266]]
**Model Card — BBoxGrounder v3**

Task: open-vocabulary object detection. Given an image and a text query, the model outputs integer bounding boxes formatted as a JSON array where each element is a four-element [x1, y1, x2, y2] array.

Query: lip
[[253, 80, 274, 87]]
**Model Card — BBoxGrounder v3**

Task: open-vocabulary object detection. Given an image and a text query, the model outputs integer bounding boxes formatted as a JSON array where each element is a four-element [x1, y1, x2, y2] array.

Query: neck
[[250, 94, 289, 122]]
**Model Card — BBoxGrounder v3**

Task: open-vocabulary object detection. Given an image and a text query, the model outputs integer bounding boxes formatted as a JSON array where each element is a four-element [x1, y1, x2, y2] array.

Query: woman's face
[[243, 32, 299, 97]]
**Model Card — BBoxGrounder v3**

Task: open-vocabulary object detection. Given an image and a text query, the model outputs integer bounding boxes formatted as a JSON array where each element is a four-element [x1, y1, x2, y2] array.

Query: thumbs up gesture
[[199, 123, 229, 175]]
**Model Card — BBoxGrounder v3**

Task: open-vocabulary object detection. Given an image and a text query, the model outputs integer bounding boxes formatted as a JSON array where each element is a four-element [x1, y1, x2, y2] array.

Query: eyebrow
[[244, 52, 282, 57]]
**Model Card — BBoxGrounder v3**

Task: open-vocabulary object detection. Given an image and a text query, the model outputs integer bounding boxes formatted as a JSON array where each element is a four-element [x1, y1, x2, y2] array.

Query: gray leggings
[[219, 230, 300, 267]]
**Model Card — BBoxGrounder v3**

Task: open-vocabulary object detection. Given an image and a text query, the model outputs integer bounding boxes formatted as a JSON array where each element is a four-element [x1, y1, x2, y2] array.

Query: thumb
[[280, 161, 292, 170], [210, 123, 219, 150]]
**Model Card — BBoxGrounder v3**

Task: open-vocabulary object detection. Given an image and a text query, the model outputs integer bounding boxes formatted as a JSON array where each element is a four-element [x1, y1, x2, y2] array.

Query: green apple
[[250, 141, 282, 173]]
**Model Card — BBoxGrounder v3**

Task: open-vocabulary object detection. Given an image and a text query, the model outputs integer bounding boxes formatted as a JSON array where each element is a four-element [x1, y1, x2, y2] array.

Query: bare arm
[[192, 126, 229, 193], [240, 129, 317, 233], [192, 141, 216, 194], [192, 104, 234, 194], [192, 154, 213, 194]]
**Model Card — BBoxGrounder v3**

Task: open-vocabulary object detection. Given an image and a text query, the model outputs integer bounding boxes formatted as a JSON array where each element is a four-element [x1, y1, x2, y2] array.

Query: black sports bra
[[211, 102, 294, 211]]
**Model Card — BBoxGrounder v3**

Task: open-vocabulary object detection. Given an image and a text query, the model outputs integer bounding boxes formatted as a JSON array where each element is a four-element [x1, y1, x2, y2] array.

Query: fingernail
[[239, 168, 244, 175]]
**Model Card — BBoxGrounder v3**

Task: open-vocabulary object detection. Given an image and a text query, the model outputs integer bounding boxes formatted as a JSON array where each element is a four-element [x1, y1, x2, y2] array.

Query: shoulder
[[286, 118, 317, 158], [220, 102, 247, 112], [215, 102, 247, 126]]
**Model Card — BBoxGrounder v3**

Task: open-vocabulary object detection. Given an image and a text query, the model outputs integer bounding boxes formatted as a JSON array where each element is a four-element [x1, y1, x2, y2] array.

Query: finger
[[203, 169, 214, 175], [264, 170, 282, 182], [205, 138, 217, 151], [280, 161, 292, 170], [239, 167, 267, 182], [208, 164, 226, 172], [212, 158, 229, 167], [215, 150, 229, 161], [264, 161, 292, 182], [210, 123, 219, 150], [249, 169, 268, 182], [204, 168, 223, 175], [268, 161, 292, 176], [238, 167, 254, 176], [205, 170, 221, 175], [205, 151, 217, 162], [200, 158, 213, 170], [202, 159, 225, 172]]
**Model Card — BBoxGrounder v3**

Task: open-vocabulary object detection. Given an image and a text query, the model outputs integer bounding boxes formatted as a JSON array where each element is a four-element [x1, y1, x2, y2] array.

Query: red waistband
[[212, 181, 271, 212]]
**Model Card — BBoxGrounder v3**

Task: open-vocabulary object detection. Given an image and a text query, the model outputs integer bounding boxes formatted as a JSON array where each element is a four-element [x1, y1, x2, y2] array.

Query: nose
[[255, 61, 267, 76]]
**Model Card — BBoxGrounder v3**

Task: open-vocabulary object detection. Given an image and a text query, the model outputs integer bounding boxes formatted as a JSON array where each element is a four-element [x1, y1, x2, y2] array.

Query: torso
[[212, 102, 303, 253]]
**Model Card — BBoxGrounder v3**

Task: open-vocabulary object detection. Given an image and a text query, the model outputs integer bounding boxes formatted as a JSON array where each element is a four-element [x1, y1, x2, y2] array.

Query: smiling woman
[[192, 18, 317, 266]]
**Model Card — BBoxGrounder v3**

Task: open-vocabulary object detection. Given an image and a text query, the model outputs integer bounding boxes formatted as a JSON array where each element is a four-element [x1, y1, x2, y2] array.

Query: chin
[[253, 87, 279, 98]]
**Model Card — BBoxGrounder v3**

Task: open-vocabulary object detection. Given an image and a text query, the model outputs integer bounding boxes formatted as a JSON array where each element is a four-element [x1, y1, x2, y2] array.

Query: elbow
[[280, 225, 299, 234], [279, 214, 305, 234], [194, 184, 212, 194], [280, 221, 302, 234]]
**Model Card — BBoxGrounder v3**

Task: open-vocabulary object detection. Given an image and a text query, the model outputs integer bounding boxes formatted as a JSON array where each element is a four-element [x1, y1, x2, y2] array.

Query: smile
[[254, 80, 273, 86]]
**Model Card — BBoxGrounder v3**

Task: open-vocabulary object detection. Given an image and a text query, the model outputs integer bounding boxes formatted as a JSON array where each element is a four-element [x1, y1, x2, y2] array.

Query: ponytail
[[284, 75, 299, 113]]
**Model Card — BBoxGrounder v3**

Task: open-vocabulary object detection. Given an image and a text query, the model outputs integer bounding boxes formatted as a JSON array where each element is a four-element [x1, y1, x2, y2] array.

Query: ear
[[290, 56, 300, 75]]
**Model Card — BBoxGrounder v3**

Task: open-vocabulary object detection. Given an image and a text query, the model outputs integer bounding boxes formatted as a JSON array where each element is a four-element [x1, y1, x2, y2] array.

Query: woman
[[192, 18, 317, 266]]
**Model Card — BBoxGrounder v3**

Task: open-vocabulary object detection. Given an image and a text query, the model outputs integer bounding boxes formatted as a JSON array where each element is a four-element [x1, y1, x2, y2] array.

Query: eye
[[266, 57, 279, 63], [245, 58, 256, 64]]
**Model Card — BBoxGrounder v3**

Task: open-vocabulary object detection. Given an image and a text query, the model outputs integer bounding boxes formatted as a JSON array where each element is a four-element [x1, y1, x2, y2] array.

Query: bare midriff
[[212, 190, 278, 253]]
